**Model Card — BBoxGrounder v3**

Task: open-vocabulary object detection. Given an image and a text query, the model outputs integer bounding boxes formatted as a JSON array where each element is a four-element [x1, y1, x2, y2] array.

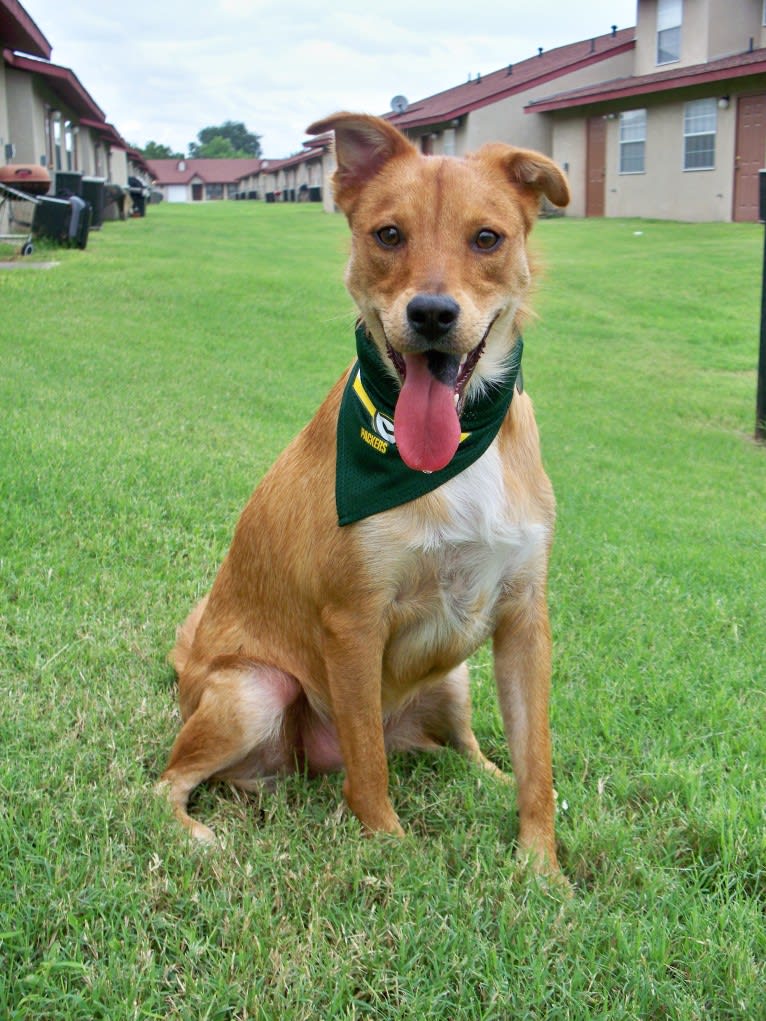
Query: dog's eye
[[474, 229, 502, 251], [375, 226, 402, 248]]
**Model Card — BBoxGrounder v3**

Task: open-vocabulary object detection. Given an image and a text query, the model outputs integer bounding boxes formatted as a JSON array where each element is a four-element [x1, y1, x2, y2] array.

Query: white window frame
[[619, 110, 647, 174], [762, 0, 766, 27], [683, 98, 717, 171], [657, 0, 682, 65]]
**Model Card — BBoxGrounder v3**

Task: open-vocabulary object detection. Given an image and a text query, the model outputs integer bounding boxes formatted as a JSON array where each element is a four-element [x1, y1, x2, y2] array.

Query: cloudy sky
[[24, 0, 637, 158]]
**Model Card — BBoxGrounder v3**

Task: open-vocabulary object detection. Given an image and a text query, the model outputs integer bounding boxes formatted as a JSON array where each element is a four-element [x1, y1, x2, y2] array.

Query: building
[[387, 27, 635, 162], [1, 0, 150, 192], [528, 0, 766, 221], [357, 1, 766, 222], [146, 157, 263, 203]]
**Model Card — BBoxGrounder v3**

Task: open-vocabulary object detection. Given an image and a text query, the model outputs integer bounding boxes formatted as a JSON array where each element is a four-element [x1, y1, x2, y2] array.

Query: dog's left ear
[[306, 112, 417, 212], [473, 143, 571, 224]]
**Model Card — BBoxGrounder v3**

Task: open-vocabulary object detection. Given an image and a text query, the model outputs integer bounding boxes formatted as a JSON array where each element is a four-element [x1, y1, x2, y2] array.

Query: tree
[[139, 140, 184, 159], [189, 121, 262, 158]]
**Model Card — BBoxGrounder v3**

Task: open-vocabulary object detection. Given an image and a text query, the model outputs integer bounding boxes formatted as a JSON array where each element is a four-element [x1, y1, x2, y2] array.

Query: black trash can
[[32, 196, 72, 244], [55, 170, 83, 197], [81, 177, 106, 228], [67, 195, 91, 249], [127, 176, 148, 217]]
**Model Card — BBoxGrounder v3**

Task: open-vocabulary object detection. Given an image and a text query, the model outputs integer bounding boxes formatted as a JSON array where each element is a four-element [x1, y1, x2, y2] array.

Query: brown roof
[[526, 46, 766, 112], [146, 157, 263, 185], [387, 27, 635, 131], [0, 0, 51, 59], [79, 116, 130, 150], [3, 49, 105, 120], [259, 148, 324, 173]]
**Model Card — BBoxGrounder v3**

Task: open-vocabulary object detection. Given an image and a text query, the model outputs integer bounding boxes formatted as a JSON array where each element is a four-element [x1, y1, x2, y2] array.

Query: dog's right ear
[[306, 113, 416, 211]]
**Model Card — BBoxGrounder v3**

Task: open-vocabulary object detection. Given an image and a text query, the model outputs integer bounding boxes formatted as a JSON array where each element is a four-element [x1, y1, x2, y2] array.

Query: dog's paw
[[155, 779, 218, 846]]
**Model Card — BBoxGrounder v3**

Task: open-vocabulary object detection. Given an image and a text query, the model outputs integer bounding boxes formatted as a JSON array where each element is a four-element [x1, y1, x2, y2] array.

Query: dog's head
[[306, 112, 569, 472]]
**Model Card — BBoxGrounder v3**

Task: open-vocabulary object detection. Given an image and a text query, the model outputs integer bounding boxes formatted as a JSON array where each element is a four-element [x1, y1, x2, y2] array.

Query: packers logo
[[374, 411, 396, 444]]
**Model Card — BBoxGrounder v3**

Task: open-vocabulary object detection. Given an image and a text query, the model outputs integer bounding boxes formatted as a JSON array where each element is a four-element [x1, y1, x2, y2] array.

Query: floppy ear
[[506, 149, 571, 208], [306, 112, 417, 212], [472, 143, 570, 224]]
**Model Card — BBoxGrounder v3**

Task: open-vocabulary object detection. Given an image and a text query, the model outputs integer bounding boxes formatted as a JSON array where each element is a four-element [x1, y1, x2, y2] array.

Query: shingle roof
[[387, 27, 635, 130], [0, 0, 51, 60], [526, 45, 766, 112], [145, 157, 263, 185], [3, 49, 105, 120]]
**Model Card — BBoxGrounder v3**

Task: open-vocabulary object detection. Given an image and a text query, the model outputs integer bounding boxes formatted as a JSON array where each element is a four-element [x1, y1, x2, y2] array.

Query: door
[[586, 116, 606, 217], [192, 182, 204, 202], [733, 94, 766, 222]]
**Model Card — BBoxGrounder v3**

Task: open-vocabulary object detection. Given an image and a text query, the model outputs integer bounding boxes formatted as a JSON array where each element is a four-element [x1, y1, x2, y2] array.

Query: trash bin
[[32, 194, 91, 248], [55, 170, 83, 197], [81, 176, 106, 228], [67, 194, 91, 249], [127, 175, 148, 217], [103, 184, 127, 221], [32, 196, 72, 244]]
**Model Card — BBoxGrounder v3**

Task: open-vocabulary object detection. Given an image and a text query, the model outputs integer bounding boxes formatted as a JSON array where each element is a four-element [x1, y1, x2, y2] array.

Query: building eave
[[526, 51, 766, 112], [3, 49, 105, 121], [0, 0, 51, 60]]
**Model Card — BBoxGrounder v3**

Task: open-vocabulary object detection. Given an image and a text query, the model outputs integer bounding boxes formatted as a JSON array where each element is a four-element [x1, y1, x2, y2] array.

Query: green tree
[[139, 140, 184, 159], [189, 121, 262, 158], [190, 135, 240, 159]]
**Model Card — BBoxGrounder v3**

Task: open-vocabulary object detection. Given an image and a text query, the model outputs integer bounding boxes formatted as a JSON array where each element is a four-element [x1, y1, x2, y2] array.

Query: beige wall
[[0, 65, 9, 160], [552, 91, 743, 221], [608, 98, 736, 220], [5, 69, 47, 165], [708, 0, 763, 59], [108, 147, 128, 187], [635, 0, 764, 75], [550, 117, 588, 216], [320, 148, 336, 212]]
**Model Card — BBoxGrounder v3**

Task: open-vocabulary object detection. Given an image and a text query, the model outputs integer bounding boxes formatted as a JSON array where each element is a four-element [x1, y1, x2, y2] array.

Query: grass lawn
[[1, 202, 764, 1019]]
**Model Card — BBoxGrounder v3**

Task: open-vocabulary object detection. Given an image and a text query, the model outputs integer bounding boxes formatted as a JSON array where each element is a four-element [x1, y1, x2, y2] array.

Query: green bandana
[[336, 324, 523, 526]]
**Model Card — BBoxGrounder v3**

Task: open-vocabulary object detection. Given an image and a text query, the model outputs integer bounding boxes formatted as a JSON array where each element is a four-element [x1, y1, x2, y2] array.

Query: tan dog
[[159, 113, 570, 875]]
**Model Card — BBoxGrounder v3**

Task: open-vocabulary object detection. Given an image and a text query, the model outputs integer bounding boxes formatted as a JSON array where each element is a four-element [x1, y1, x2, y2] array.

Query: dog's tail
[[169, 596, 208, 675]]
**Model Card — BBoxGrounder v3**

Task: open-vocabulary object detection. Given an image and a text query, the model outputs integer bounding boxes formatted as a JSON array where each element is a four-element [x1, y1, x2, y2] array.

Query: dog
[[159, 112, 570, 875]]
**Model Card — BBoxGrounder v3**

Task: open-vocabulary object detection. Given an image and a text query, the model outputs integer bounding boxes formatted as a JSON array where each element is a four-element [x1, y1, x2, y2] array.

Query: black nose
[[406, 293, 460, 343]]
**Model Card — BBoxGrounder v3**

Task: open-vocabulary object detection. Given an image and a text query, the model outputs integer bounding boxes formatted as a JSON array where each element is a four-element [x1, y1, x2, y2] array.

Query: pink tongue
[[394, 353, 461, 472]]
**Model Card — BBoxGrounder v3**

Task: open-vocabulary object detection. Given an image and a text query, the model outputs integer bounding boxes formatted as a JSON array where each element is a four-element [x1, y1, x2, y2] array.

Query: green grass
[[1, 203, 764, 1019]]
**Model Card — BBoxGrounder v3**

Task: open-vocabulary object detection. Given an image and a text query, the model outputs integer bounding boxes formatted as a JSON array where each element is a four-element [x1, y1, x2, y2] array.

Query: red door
[[733, 94, 766, 222], [586, 117, 606, 217]]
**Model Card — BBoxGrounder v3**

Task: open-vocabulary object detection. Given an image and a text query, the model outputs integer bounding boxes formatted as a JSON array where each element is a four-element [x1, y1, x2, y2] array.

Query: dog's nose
[[406, 294, 460, 343]]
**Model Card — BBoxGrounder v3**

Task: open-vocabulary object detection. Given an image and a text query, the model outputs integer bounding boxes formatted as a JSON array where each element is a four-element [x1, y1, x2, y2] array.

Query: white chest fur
[[367, 442, 550, 682], [417, 444, 547, 630]]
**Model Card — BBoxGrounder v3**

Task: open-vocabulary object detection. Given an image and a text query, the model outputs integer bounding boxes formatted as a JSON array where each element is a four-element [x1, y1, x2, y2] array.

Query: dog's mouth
[[385, 334, 487, 474]]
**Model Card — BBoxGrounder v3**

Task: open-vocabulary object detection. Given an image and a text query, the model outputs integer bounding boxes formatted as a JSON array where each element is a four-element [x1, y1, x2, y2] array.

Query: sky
[[22, 0, 638, 158]]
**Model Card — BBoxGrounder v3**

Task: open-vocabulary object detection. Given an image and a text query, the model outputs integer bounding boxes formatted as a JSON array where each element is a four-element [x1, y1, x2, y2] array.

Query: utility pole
[[757, 171, 766, 442]]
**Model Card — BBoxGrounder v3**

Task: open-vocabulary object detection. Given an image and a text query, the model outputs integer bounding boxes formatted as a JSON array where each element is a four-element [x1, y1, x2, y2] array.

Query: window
[[619, 110, 646, 173], [683, 98, 716, 170], [763, 0, 766, 26], [64, 121, 75, 171], [52, 113, 62, 171], [657, 0, 682, 64]]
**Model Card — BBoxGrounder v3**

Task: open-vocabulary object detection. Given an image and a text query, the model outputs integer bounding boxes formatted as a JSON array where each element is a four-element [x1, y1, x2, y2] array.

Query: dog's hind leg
[[387, 664, 509, 781], [158, 658, 301, 842]]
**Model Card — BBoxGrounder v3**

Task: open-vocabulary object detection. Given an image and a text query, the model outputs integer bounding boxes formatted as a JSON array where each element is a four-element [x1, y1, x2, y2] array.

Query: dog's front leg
[[492, 597, 559, 874], [321, 608, 404, 836]]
